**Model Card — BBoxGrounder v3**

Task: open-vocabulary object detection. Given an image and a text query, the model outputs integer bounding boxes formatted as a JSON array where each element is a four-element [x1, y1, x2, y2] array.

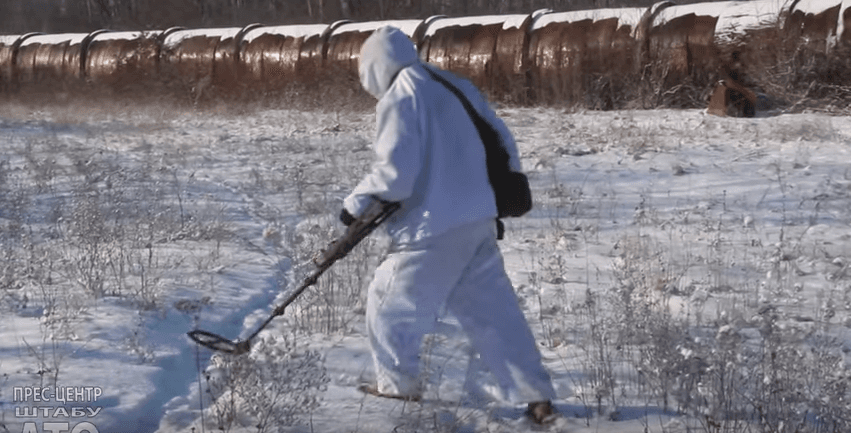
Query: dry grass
[[3, 88, 851, 432]]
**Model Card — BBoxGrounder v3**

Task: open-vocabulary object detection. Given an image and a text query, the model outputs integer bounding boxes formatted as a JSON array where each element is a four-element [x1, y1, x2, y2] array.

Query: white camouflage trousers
[[366, 218, 557, 403]]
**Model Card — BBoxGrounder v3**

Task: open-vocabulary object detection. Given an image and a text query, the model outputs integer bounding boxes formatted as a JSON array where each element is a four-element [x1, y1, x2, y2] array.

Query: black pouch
[[493, 171, 532, 218]]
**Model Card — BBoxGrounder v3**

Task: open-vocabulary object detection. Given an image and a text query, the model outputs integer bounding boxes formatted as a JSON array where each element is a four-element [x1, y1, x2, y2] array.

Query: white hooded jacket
[[343, 26, 523, 245]]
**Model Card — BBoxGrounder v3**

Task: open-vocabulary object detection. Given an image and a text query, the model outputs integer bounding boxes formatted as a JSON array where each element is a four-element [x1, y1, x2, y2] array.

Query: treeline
[[4, 0, 671, 34]]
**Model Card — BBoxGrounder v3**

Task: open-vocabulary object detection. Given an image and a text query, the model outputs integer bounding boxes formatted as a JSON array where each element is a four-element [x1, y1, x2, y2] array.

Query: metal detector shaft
[[187, 201, 399, 355], [241, 259, 333, 346]]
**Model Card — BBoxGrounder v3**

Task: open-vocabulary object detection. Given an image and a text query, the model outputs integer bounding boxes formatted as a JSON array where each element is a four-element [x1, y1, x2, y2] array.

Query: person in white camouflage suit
[[340, 26, 557, 424]]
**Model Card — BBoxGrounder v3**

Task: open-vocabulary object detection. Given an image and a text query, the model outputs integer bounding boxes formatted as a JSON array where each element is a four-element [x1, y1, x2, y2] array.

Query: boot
[[525, 400, 558, 424], [358, 383, 421, 402]]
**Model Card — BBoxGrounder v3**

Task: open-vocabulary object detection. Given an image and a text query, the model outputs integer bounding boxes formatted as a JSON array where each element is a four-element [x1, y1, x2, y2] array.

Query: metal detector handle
[[314, 200, 400, 267]]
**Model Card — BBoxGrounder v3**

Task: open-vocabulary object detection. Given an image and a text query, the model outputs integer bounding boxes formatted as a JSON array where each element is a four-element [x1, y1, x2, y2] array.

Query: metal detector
[[187, 200, 400, 355]]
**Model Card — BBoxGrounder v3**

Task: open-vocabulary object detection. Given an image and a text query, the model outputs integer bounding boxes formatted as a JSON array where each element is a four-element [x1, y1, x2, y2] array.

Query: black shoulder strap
[[424, 66, 483, 127], [423, 66, 512, 183]]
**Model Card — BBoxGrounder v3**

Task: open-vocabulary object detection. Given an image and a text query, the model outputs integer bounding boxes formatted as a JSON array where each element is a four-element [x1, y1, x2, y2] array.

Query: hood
[[359, 26, 419, 99]]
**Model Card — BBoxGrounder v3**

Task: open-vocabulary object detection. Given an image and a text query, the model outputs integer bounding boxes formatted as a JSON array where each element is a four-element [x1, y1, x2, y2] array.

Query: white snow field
[[1, 101, 850, 433]]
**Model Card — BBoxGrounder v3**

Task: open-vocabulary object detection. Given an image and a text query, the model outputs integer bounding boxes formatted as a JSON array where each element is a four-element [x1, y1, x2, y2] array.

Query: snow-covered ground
[[1, 101, 850, 433]]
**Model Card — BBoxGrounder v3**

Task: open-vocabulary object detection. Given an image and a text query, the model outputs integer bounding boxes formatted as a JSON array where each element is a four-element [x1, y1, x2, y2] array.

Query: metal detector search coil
[[187, 329, 251, 355]]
